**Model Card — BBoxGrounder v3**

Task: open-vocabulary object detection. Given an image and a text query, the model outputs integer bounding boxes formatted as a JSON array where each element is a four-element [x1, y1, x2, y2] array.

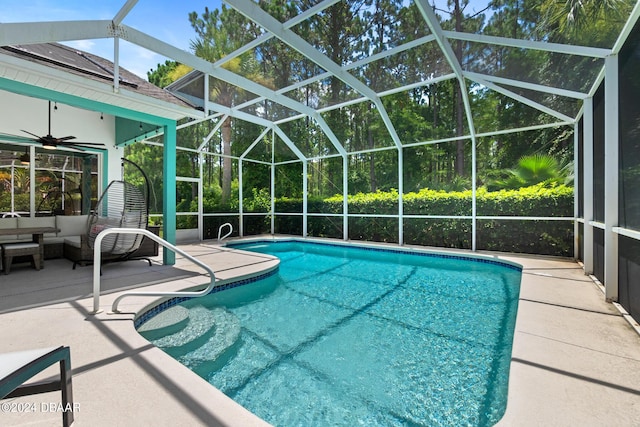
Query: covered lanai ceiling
[[1, 0, 639, 160]]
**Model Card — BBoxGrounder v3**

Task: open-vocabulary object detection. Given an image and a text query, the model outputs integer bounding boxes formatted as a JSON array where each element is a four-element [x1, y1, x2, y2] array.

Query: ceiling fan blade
[[20, 129, 42, 139], [59, 141, 105, 147], [13, 101, 107, 151], [66, 145, 106, 151]]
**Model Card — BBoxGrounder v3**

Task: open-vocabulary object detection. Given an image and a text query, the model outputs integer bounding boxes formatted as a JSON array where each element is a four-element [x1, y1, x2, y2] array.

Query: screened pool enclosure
[[1, 0, 640, 320]]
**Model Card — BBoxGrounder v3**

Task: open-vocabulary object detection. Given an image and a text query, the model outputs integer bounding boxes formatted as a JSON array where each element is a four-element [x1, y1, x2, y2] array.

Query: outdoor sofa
[[0, 215, 88, 260], [0, 215, 159, 265]]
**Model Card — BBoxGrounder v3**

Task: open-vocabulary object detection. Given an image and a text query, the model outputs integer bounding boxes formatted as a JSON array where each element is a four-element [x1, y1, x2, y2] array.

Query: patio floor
[[0, 239, 639, 426]]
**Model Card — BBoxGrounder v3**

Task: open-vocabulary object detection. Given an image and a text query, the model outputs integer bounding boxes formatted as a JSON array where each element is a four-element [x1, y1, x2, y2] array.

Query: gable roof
[[0, 42, 200, 121]]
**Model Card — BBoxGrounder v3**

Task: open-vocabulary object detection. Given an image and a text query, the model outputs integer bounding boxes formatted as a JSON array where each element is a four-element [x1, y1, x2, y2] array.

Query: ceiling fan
[[0, 101, 106, 151]]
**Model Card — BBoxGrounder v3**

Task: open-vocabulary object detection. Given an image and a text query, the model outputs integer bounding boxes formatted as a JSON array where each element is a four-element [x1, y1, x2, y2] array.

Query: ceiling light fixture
[[19, 151, 30, 165]]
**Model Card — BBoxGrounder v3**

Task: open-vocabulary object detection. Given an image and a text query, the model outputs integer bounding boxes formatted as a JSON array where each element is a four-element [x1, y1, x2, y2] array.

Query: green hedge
[[273, 184, 574, 257]]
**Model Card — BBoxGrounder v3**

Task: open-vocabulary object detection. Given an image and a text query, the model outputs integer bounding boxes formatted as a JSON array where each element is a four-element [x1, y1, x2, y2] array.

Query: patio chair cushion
[[56, 215, 88, 237], [2, 242, 41, 274], [3, 242, 39, 251], [0, 217, 18, 229], [0, 217, 18, 243]]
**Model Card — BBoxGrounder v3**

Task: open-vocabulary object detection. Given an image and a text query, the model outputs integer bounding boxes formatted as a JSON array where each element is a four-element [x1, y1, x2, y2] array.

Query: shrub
[[273, 184, 574, 256]]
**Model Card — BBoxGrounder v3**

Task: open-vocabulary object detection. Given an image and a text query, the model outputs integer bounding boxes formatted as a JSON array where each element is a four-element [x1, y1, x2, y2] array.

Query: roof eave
[[0, 52, 202, 123]]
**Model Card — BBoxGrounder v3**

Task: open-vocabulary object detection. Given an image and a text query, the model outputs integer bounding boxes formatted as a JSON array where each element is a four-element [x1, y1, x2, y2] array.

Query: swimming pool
[[138, 240, 522, 426]]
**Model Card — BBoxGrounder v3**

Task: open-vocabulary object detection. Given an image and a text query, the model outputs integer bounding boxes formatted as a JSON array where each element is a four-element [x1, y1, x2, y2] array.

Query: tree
[[147, 60, 191, 88], [189, 6, 262, 204], [538, 0, 634, 45], [486, 153, 571, 190]]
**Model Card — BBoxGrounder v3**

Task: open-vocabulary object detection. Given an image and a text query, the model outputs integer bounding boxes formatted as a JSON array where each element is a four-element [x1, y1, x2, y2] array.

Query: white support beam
[[343, 156, 349, 241], [214, 0, 342, 68], [270, 70, 455, 125], [471, 130, 477, 251], [240, 127, 271, 159], [0, 21, 112, 45], [113, 0, 139, 26], [238, 160, 244, 237], [271, 142, 275, 235], [398, 147, 404, 245], [29, 145, 35, 216], [272, 126, 308, 161], [311, 113, 349, 156], [240, 40, 448, 124], [474, 122, 575, 139], [344, 35, 438, 71], [198, 151, 204, 239], [587, 68, 606, 98], [470, 75, 576, 123], [604, 55, 619, 301], [119, 24, 345, 149], [197, 117, 226, 152], [203, 73, 210, 118], [303, 160, 308, 237], [444, 31, 611, 58], [376, 73, 457, 98], [465, 71, 587, 100], [573, 122, 580, 260], [583, 97, 594, 274], [113, 37, 120, 93], [204, 100, 273, 128], [414, 0, 479, 250], [225, 0, 403, 148], [612, 0, 640, 54]]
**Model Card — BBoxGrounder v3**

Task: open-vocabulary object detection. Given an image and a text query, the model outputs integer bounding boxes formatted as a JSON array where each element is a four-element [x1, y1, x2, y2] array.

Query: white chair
[[0, 346, 74, 426]]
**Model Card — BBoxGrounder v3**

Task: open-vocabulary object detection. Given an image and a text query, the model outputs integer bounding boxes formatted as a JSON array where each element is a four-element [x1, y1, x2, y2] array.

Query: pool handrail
[[90, 228, 216, 314], [218, 222, 233, 242]]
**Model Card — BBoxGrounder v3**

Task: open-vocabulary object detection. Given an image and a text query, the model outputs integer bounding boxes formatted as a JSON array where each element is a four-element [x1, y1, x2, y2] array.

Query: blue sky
[[0, 0, 222, 79], [1, 0, 495, 80]]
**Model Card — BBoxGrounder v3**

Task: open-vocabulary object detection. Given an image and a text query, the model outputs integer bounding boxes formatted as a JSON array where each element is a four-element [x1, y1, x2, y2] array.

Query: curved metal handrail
[[90, 228, 216, 314], [218, 222, 233, 242]]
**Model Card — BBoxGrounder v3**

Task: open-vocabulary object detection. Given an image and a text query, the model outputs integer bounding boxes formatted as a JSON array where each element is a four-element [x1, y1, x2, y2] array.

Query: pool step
[[137, 306, 189, 341], [180, 308, 241, 370], [148, 306, 220, 356]]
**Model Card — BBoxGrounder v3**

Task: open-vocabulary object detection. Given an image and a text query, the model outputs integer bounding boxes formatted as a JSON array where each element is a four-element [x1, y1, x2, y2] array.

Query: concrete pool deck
[[0, 239, 639, 426]]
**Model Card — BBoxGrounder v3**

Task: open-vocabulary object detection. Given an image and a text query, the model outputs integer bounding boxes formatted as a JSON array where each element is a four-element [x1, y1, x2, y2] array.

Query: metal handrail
[[218, 222, 233, 242], [90, 228, 216, 314]]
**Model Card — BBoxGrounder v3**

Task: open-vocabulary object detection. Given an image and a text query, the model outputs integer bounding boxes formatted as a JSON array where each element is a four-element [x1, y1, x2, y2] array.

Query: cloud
[[118, 43, 169, 80], [65, 39, 96, 51]]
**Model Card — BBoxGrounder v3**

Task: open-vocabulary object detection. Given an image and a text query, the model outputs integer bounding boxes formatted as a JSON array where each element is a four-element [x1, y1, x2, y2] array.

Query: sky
[[1, 0, 497, 81], [0, 0, 222, 80]]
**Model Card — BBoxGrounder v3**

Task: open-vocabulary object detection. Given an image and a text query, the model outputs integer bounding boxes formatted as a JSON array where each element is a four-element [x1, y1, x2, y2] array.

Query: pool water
[[139, 241, 522, 426]]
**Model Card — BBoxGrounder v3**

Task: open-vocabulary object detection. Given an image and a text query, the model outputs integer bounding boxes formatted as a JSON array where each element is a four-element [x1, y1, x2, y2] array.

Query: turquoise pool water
[[138, 240, 522, 426]]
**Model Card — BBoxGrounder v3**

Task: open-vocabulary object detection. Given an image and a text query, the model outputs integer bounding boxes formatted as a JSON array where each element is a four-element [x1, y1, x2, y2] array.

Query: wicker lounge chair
[[71, 180, 149, 269]]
